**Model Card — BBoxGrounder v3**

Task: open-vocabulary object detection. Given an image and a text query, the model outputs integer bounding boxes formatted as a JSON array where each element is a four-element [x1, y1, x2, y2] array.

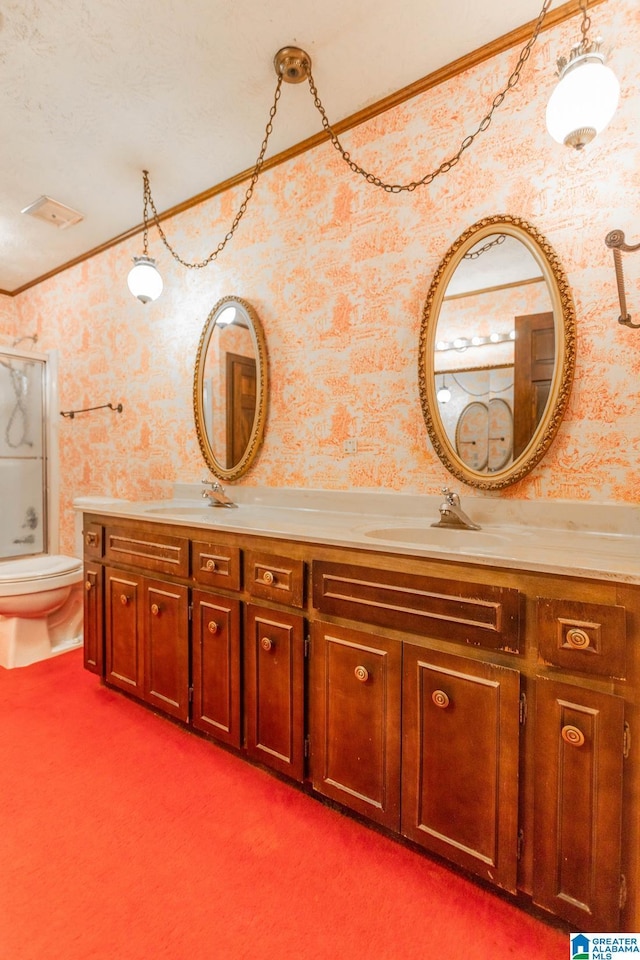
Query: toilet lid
[[0, 554, 83, 584]]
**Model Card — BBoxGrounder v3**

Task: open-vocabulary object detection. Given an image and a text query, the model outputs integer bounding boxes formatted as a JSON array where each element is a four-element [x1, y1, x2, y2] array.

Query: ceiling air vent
[[21, 195, 84, 229]]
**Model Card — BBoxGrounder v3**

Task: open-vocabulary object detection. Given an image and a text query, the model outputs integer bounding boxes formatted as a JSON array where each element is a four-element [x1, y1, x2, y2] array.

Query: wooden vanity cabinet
[[310, 621, 402, 831], [401, 643, 520, 893], [83, 512, 640, 933]]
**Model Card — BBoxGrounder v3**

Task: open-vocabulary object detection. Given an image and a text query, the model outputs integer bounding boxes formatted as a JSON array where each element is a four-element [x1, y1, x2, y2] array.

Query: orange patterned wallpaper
[[0, 295, 19, 343], [11, 0, 640, 555]]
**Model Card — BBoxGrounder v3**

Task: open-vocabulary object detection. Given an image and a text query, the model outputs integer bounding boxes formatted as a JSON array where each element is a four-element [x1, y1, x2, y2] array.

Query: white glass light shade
[[546, 55, 620, 149], [437, 384, 451, 403], [127, 255, 163, 303], [216, 306, 237, 326]]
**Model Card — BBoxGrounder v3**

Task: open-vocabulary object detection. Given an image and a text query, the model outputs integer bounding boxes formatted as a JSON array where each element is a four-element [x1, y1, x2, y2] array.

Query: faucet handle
[[441, 486, 460, 506], [202, 477, 222, 491]]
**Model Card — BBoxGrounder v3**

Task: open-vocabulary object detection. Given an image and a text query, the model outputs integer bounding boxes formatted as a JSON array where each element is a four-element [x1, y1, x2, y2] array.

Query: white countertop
[[73, 486, 640, 584]]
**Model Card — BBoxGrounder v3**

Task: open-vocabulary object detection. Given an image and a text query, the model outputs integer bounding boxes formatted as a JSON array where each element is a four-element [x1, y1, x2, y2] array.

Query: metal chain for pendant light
[[142, 73, 284, 270], [141, 0, 552, 266], [579, 0, 592, 53], [305, 0, 553, 193]]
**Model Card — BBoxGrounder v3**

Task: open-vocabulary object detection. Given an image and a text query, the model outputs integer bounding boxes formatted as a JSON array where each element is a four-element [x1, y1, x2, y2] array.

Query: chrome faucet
[[201, 478, 237, 508], [432, 487, 481, 531]]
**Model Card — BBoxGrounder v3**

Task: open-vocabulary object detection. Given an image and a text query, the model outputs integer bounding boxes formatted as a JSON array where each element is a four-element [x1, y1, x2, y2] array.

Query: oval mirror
[[194, 295, 268, 481], [419, 216, 576, 490]]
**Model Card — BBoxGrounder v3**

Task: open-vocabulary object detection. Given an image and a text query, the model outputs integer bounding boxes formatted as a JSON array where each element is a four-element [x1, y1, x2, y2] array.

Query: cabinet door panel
[[245, 605, 305, 781], [143, 579, 189, 721], [192, 590, 241, 747], [83, 563, 103, 676], [534, 677, 624, 930], [105, 567, 143, 695], [402, 643, 520, 892], [310, 622, 401, 831]]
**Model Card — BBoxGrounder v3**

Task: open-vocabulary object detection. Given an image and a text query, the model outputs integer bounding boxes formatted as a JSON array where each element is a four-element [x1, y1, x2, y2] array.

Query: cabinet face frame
[[401, 642, 520, 892]]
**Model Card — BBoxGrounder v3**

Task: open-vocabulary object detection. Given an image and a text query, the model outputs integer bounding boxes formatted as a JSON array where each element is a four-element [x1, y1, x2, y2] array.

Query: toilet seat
[[0, 555, 83, 596]]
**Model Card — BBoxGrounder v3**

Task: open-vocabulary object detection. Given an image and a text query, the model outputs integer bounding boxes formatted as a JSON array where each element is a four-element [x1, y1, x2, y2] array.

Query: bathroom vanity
[[80, 493, 640, 933]]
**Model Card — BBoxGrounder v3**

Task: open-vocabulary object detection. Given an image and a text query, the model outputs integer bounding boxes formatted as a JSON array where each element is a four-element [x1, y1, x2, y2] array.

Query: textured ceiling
[[0, 0, 560, 293]]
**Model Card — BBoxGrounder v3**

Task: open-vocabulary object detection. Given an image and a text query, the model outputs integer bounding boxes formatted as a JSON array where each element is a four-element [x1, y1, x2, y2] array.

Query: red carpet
[[0, 651, 566, 959]]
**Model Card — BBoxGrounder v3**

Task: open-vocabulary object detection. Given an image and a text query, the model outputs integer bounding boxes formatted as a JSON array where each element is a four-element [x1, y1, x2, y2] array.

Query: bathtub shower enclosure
[[0, 344, 59, 560]]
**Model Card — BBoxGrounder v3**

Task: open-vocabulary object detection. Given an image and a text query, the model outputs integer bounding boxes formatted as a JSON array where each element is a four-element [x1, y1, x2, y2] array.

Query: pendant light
[[546, 0, 619, 149], [437, 376, 451, 404], [127, 255, 163, 304]]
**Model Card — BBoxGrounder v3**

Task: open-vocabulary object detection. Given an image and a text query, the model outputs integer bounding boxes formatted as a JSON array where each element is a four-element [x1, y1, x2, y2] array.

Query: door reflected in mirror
[[420, 216, 575, 489], [194, 296, 268, 481]]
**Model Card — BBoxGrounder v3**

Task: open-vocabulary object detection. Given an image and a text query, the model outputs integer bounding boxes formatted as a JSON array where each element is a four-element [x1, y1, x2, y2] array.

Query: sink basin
[[144, 505, 232, 518], [362, 525, 513, 550]]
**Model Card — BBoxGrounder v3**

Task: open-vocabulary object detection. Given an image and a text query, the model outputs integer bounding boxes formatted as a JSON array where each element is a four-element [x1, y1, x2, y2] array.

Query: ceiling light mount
[[274, 47, 311, 84]]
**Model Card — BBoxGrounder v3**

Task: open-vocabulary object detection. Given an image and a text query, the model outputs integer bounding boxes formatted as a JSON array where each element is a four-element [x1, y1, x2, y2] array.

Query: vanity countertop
[[74, 487, 640, 585]]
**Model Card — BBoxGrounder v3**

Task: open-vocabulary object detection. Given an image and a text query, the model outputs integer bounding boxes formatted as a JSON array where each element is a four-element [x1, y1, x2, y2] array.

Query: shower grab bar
[[605, 229, 640, 329], [60, 402, 123, 419]]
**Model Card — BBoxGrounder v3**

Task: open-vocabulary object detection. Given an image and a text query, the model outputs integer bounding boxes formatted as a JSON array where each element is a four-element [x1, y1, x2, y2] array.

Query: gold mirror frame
[[419, 215, 576, 490], [193, 295, 268, 482]]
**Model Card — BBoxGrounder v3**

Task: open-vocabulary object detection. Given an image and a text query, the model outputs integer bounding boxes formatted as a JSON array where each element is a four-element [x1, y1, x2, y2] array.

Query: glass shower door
[[0, 350, 47, 559]]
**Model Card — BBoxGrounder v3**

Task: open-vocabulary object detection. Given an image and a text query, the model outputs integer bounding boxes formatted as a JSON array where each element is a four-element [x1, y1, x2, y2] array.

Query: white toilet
[[0, 555, 84, 669]]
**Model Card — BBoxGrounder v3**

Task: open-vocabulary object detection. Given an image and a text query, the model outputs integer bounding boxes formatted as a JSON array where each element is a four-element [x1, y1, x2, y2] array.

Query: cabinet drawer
[[313, 561, 521, 653], [537, 597, 626, 679], [192, 540, 241, 591], [83, 521, 104, 560], [104, 524, 189, 578], [245, 550, 305, 608]]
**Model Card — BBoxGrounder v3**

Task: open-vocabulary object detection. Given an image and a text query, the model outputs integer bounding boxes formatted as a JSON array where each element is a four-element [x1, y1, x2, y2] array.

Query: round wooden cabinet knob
[[262, 570, 275, 585], [120, 594, 129, 606], [561, 724, 585, 747], [566, 627, 591, 649], [205, 559, 216, 572], [432, 690, 450, 709], [207, 621, 219, 635], [151, 603, 160, 617], [354, 665, 369, 683], [261, 636, 274, 652], [85, 580, 92, 592]]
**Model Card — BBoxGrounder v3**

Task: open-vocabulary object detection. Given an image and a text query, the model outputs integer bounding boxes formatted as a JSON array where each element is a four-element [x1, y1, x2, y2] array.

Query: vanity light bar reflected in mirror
[[436, 331, 516, 352]]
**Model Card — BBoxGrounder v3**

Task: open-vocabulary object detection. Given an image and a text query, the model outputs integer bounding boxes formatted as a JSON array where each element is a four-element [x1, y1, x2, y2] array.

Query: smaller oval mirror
[[194, 295, 268, 481], [419, 216, 576, 490]]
